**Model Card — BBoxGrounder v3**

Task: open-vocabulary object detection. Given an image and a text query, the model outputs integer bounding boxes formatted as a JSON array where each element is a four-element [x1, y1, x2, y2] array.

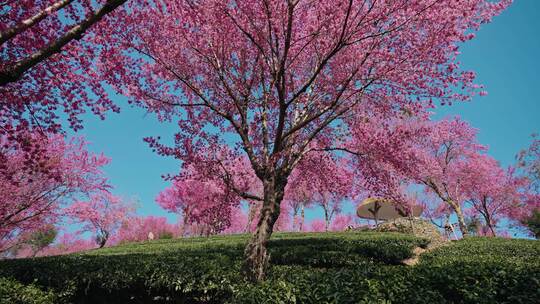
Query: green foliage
[[157, 231, 174, 240], [0, 277, 57, 304], [26, 226, 58, 256], [0, 233, 538, 303], [523, 210, 540, 239]]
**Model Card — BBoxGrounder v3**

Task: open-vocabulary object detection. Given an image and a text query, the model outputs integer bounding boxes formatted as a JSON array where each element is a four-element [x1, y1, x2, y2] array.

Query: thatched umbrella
[[356, 197, 423, 226]]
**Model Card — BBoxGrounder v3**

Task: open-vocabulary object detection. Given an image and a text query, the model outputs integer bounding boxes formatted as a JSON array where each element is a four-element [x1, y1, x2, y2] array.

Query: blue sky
[[69, 1, 539, 225]]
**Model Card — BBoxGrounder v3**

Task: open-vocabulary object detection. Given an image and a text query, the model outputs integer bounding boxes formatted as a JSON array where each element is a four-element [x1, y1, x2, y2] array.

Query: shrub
[[0, 277, 57, 304], [158, 231, 174, 240]]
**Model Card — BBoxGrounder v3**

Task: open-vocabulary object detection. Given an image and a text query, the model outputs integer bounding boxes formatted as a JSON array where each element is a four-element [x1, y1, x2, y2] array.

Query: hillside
[[0, 232, 539, 303]]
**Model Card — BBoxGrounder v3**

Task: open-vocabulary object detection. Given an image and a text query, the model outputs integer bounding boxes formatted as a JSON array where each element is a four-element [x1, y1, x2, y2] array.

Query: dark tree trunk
[[243, 175, 286, 282], [481, 202, 497, 237], [97, 230, 109, 248], [323, 206, 330, 232]]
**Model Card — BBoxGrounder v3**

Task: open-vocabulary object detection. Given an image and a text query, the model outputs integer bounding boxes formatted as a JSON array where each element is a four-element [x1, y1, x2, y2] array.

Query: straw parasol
[[356, 197, 423, 226]]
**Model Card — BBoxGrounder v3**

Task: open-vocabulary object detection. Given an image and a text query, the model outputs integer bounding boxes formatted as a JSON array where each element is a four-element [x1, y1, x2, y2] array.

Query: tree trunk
[[451, 203, 469, 238], [323, 206, 330, 232], [292, 207, 299, 232], [98, 231, 108, 248], [300, 204, 305, 232], [243, 175, 286, 282], [245, 203, 256, 233], [481, 203, 497, 237]]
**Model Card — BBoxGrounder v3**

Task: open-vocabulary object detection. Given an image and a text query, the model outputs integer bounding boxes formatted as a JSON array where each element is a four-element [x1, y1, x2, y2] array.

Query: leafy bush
[[0, 277, 57, 304], [157, 231, 174, 239], [0, 233, 538, 303]]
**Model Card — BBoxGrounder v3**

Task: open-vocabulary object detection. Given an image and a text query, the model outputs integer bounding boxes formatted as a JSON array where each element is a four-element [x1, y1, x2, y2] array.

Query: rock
[[375, 217, 445, 247]]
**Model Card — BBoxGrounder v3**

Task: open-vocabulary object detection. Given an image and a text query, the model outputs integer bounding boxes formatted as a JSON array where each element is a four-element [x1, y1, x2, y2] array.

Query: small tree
[[522, 209, 540, 239], [65, 191, 133, 248], [25, 225, 58, 257]]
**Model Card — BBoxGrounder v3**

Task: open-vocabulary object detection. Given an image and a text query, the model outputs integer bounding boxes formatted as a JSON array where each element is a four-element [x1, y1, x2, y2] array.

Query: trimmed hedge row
[[0, 233, 538, 303]]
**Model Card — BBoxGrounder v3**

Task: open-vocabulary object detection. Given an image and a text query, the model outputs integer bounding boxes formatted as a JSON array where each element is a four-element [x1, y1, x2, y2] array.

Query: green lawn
[[0, 232, 538, 303]]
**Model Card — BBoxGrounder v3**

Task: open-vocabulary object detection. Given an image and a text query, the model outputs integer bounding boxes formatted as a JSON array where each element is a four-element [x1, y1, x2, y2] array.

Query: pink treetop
[[112, 216, 178, 244], [14, 232, 96, 258], [461, 155, 528, 236], [308, 219, 326, 233], [412, 117, 486, 236], [222, 207, 249, 235], [156, 176, 240, 236], [0, 134, 110, 251], [284, 151, 353, 231], [0, 1, 128, 177], [65, 191, 134, 248], [348, 111, 430, 203], [330, 214, 355, 232]]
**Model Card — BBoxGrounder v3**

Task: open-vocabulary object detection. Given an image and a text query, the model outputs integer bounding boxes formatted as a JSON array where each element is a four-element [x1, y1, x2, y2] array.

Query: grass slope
[[0, 232, 538, 303]]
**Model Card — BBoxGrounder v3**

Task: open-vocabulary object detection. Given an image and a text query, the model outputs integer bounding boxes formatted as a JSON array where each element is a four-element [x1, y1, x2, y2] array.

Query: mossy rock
[[375, 217, 445, 247]]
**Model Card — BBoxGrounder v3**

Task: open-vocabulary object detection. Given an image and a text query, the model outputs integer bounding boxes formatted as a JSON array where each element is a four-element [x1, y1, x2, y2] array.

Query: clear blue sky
[[69, 1, 539, 225]]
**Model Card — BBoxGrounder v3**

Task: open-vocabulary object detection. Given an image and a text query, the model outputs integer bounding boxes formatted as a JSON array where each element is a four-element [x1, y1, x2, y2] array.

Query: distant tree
[[65, 191, 133, 248], [37, 232, 95, 256], [113, 216, 177, 243], [0, 134, 110, 252], [25, 225, 58, 257], [309, 219, 326, 232], [461, 155, 529, 236], [330, 214, 355, 232]]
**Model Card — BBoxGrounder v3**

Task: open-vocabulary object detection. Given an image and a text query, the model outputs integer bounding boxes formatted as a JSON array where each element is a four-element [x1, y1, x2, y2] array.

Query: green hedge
[[0, 277, 57, 304], [0, 233, 538, 303]]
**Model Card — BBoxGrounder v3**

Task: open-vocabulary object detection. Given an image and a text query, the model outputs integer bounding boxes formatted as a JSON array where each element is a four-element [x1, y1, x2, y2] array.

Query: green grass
[[0, 232, 538, 303]]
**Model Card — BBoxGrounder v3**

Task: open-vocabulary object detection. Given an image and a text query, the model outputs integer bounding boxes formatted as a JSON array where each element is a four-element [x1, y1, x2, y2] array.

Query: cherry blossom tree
[[283, 173, 315, 232], [350, 116, 488, 237], [156, 176, 240, 236], [462, 155, 529, 236], [65, 191, 133, 248], [94, 0, 508, 280], [310, 158, 353, 231], [413, 118, 486, 237], [284, 152, 352, 231], [0, 134, 109, 252]]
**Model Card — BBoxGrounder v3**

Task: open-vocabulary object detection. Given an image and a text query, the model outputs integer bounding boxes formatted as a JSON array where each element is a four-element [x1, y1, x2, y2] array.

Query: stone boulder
[[375, 217, 445, 247]]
